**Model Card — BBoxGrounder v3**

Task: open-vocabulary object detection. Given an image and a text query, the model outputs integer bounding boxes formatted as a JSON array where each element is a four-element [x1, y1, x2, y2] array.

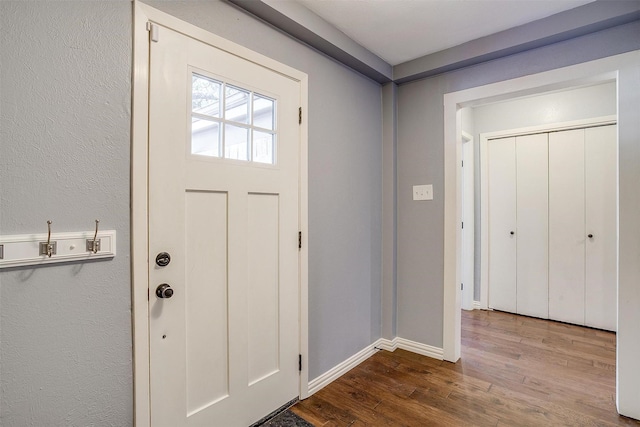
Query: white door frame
[[461, 131, 474, 311], [478, 115, 617, 310], [443, 50, 640, 418], [131, 3, 309, 425]]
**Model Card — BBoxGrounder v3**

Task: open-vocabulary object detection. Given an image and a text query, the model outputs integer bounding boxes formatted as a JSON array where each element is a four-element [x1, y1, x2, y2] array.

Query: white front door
[[148, 24, 301, 426]]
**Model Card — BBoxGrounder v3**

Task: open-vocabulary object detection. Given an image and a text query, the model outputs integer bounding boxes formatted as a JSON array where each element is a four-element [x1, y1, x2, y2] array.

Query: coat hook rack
[[0, 222, 116, 269], [86, 219, 101, 253], [39, 220, 57, 257]]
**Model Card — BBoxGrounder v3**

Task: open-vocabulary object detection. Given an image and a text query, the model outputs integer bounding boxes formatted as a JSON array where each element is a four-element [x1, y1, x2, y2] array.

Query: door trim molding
[[478, 115, 617, 311], [461, 130, 474, 311], [131, 3, 309, 425]]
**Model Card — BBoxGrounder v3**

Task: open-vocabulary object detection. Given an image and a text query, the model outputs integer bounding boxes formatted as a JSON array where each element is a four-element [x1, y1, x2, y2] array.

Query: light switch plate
[[413, 184, 433, 201]]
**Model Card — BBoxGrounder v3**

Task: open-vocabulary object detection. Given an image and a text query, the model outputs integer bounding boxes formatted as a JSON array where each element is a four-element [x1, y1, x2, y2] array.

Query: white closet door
[[488, 137, 517, 312], [516, 134, 549, 319], [585, 125, 617, 331], [549, 129, 585, 325]]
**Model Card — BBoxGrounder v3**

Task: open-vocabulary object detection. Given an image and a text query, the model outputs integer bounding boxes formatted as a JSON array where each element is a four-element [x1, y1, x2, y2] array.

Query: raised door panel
[[488, 137, 517, 312], [549, 129, 585, 326], [516, 133, 549, 319], [585, 125, 617, 331]]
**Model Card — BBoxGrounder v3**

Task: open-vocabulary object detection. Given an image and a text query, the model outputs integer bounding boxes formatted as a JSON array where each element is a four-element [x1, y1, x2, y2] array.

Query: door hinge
[[146, 22, 159, 43], [462, 160, 464, 167], [298, 107, 302, 125], [462, 222, 464, 229], [299, 354, 302, 372], [298, 231, 302, 249], [461, 283, 464, 290]]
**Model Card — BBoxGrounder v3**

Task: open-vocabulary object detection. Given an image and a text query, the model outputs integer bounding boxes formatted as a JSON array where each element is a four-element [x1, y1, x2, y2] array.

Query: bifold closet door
[[516, 134, 549, 318], [549, 129, 586, 326], [488, 137, 517, 312], [585, 125, 617, 331]]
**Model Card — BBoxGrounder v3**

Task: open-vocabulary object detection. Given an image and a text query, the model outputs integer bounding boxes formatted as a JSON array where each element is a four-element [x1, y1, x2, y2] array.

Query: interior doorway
[[443, 51, 640, 419]]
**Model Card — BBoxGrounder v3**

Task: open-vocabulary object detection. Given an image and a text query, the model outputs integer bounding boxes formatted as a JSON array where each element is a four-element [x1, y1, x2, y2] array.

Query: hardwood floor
[[291, 309, 640, 426]]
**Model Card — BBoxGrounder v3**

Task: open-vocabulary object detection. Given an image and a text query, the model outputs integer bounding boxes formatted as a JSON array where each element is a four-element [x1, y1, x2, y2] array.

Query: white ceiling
[[294, 0, 595, 66]]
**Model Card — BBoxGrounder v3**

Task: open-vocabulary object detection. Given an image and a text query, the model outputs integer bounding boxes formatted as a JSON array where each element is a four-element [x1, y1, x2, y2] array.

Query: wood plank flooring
[[291, 309, 640, 426]]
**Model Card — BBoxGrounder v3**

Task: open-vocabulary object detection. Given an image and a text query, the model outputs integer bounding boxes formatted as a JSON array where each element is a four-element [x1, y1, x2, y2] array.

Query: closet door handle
[[510, 231, 515, 235], [588, 234, 593, 238]]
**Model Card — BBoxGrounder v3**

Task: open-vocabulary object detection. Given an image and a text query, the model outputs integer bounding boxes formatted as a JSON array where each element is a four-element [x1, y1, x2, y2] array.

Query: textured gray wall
[[0, 2, 133, 425], [396, 21, 640, 347], [1, 2, 383, 423]]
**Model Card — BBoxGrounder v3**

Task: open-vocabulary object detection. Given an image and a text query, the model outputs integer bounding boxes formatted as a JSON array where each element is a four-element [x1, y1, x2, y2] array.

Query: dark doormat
[[257, 409, 314, 427]]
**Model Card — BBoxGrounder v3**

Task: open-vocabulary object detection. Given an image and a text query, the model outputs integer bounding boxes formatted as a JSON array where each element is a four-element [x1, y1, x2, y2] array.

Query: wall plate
[[413, 184, 433, 201]]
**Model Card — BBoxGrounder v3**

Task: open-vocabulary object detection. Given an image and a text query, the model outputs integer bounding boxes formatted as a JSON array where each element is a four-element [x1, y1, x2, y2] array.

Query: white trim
[[375, 338, 397, 352], [461, 130, 475, 311], [307, 342, 379, 395], [473, 300, 482, 310], [478, 115, 617, 311], [376, 338, 444, 358], [443, 52, 636, 365], [375, 337, 444, 359], [481, 115, 617, 141], [132, 2, 309, 425], [298, 78, 310, 399], [307, 338, 444, 396], [132, 4, 151, 425], [394, 338, 444, 360]]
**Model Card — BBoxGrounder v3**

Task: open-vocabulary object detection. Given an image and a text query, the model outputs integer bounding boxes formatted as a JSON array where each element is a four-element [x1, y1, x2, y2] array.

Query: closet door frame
[[479, 115, 616, 310]]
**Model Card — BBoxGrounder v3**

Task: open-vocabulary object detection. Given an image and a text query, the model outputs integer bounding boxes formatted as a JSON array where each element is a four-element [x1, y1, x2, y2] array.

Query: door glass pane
[[192, 74, 221, 118], [253, 131, 275, 164], [225, 85, 250, 124], [253, 95, 275, 130], [191, 117, 220, 157], [189, 76, 277, 164], [225, 124, 249, 161]]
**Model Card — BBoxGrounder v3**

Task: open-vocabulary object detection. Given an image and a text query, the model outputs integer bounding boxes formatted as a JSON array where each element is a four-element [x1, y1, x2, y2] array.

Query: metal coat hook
[[39, 220, 57, 257], [86, 219, 101, 253]]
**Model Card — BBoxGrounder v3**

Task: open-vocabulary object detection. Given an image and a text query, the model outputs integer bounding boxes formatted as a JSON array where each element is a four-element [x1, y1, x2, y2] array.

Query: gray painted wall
[[0, 0, 383, 424], [470, 82, 617, 301], [396, 21, 640, 347], [0, 2, 133, 425]]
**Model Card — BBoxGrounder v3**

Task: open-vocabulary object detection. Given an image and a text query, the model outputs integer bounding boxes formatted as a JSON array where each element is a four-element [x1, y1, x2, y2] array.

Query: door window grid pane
[[192, 75, 222, 118], [253, 130, 275, 164], [225, 85, 251, 125], [191, 73, 277, 164], [253, 95, 275, 131], [191, 117, 221, 157]]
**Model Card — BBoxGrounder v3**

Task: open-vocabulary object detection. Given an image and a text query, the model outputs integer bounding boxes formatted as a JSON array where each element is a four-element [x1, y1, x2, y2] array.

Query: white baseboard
[[374, 337, 443, 360], [307, 341, 379, 395], [473, 300, 482, 310], [307, 337, 444, 396], [374, 337, 396, 352], [394, 337, 444, 360]]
